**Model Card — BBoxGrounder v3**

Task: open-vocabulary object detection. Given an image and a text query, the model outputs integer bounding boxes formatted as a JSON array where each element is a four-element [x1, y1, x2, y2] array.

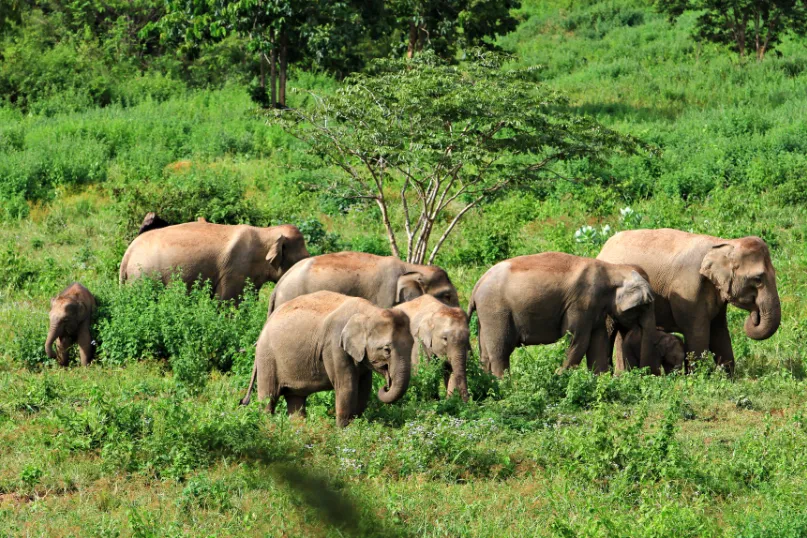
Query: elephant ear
[[340, 314, 369, 366], [265, 235, 287, 269], [414, 318, 434, 351], [700, 244, 735, 301], [615, 271, 654, 314], [396, 272, 425, 304]]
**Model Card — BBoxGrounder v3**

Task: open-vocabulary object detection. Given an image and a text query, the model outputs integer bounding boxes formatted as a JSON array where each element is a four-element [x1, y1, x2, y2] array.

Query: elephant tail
[[240, 359, 258, 406]]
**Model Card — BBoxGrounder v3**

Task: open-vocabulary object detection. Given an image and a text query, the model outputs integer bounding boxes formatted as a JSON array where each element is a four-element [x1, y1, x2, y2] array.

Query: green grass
[[3, 0, 807, 535]]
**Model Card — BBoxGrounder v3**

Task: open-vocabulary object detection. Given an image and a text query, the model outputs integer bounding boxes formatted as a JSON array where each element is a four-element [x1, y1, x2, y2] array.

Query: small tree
[[272, 52, 640, 264], [656, 0, 807, 61]]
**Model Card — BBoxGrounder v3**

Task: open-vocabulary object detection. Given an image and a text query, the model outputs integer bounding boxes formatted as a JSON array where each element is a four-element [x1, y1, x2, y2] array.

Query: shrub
[[95, 278, 266, 389], [110, 162, 261, 236]]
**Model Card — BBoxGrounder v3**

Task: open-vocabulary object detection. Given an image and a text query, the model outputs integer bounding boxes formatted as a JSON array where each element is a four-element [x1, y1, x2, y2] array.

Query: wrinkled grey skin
[[468, 252, 659, 377], [120, 222, 309, 301], [45, 283, 97, 367], [241, 291, 414, 427], [598, 229, 781, 374], [268, 252, 459, 316], [616, 328, 686, 374], [394, 295, 470, 402]]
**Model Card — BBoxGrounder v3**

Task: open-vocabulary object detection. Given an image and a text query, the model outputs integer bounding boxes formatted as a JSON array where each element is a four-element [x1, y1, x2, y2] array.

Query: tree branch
[[427, 195, 486, 265]]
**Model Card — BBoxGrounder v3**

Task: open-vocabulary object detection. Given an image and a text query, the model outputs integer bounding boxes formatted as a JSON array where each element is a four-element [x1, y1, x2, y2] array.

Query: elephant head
[[414, 307, 470, 402], [700, 237, 780, 341], [340, 310, 413, 403], [611, 270, 658, 374], [45, 298, 82, 360], [396, 267, 459, 307], [654, 331, 686, 373], [265, 225, 311, 282]]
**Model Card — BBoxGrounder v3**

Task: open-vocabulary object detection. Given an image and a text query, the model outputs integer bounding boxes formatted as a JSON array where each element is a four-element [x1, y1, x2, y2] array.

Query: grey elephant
[[393, 295, 470, 401], [241, 291, 414, 427], [468, 252, 659, 377], [45, 283, 97, 367], [598, 229, 780, 373], [120, 221, 309, 301], [268, 252, 460, 315], [615, 328, 685, 374]]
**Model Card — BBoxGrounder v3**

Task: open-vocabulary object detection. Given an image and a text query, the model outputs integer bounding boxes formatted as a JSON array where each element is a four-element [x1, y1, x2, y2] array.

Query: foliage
[[274, 50, 640, 263], [110, 162, 262, 236], [389, 0, 521, 58], [95, 278, 266, 389], [655, 0, 807, 60]]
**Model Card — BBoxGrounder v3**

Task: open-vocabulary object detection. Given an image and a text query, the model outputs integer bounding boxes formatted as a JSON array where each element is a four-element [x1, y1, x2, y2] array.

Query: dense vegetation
[[2, 0, 807, 535]]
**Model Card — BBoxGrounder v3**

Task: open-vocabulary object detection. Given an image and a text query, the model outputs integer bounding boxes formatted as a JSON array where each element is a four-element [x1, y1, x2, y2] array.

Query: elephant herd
[[45, 215, 781, 427]]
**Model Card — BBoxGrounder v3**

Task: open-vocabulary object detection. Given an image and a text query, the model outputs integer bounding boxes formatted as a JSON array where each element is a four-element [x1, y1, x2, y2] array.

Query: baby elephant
[[617, 328, 686, 374], [394, 295, 470, 402], [241, 291, 414, 427], [45, 283, 97, 367]]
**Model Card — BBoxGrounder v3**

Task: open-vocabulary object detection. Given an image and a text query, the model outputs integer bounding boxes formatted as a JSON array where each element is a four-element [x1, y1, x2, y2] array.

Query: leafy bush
[[95, 278, 266, 389], [55, 388, 291, 479], [110, 162, 261, 235]]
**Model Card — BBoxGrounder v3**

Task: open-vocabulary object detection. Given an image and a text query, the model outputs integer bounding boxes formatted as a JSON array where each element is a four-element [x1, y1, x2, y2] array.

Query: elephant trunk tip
[[743, 289, 781, 340]]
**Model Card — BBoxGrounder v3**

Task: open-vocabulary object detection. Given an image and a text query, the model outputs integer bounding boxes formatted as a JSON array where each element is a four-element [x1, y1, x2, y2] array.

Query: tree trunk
[[259, 52, 266, 91], [279, 29, 288, 108], [269, 28, 277, 108], [407, 20, 417, 58]]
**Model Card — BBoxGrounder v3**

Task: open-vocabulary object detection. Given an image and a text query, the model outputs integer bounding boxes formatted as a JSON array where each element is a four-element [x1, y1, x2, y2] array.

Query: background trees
[[274, 51, 639, 263], [656, 0, 807, 60]]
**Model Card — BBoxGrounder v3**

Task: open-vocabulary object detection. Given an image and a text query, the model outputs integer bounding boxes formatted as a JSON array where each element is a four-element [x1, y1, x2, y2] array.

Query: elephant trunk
[[446, 348, 469, 402], [45, 320, 61, 359], [744, 287, 781, 341], [377, 353, 411, 404]]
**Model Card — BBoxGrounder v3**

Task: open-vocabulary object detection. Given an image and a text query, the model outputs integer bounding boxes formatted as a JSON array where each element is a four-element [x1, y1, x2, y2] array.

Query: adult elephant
[[468, 252, 658, 377], [120, 222, 309, 301], [241, 291, 414, 427], [598, 229, 780, 373], [268, 252, 460, 315]]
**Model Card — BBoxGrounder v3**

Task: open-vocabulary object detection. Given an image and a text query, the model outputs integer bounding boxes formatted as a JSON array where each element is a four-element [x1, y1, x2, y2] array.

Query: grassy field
[[3, 0, 807, 536]]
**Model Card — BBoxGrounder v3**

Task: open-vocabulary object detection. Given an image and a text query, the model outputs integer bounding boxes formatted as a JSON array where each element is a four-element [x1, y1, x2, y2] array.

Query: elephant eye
[[382, 345, 391, 356], [749, 275, 764, 287]]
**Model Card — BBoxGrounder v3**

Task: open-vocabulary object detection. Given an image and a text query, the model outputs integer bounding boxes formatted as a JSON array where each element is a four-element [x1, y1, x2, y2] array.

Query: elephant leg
[[709, 313, 735, 376], [56, 337, 72, 367], [586, 325, 611, 374], [215, 276, 246, 303], [77, 321, 93, 367], [680, 325, 710, 373], [478, 314, 516, 378], [355, 371, 373, 418], [561, 323, 592, 371], [613, 331, 630, 373], [285, 395, 307, 419], [334, 374, 359, 427]]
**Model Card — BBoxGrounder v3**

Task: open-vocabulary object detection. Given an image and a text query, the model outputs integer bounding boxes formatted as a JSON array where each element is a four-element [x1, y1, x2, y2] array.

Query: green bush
[[95, 278, 266, 389], [110, 163, 261, 235]]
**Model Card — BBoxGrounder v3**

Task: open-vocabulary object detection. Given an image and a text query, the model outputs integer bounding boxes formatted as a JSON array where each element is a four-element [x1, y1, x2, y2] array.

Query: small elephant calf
[[45, 283, 97, 367], [616, 328, 686, 374], [394, 295, 470, 401]]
